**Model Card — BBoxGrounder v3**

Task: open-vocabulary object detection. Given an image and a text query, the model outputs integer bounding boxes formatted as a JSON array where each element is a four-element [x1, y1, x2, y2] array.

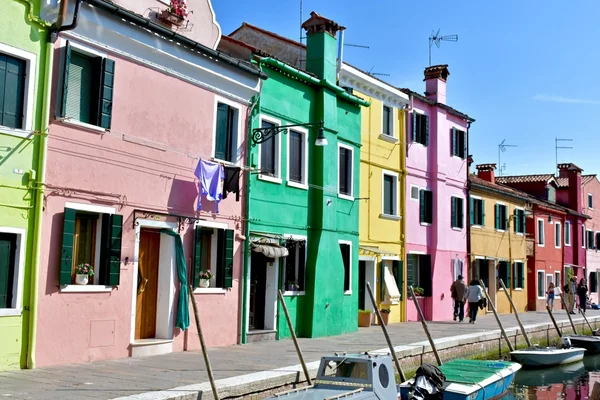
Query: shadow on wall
[[168, 177, 221, 215], [45, 212, 65, 295]]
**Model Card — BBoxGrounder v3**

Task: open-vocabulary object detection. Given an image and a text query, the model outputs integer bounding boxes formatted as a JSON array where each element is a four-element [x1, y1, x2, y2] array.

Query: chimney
[[476, 163, 497, 184], [302, 11, 344, 82], [424, 64, 449, 104], [558, 163, 583, 213]]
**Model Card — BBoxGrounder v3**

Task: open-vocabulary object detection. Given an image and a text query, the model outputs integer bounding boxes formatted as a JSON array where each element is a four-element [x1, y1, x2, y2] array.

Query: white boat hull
[[510, 347, 585, 367]]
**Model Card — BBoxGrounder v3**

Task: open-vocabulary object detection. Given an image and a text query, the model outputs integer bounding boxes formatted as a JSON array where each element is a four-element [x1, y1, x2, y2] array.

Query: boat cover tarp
[[439, 359, 512, 385]]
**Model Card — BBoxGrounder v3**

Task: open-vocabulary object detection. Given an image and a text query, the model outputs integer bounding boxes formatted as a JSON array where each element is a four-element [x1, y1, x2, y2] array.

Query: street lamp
[[251, 121, 326, 147]]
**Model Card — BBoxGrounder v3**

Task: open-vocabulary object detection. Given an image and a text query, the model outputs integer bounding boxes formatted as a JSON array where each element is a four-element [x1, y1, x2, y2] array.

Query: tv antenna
[[555, 137, 573, 175], [367, 66, 390, 77], [498, 139, 517, 176], [429, 29, 458, 66]]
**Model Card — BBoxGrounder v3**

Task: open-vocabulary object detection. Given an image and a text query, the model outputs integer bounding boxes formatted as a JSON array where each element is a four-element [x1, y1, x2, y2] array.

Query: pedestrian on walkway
[[466, 279, 483, 324], [578, 278, 588, 314], [451, 275, 468, 322], [546, 282, 555, 311], [565, 276, 577, 314]]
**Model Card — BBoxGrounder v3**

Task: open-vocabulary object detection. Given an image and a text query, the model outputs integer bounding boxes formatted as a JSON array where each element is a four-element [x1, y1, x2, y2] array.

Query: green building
[[0, 0, 50, 370], [220, 12, 369, 342]]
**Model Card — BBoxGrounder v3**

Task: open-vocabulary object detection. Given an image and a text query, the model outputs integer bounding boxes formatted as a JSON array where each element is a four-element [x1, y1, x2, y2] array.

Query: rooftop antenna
[[367, 66, 390, 78], [498, 139, 517, 177], [429, 29, 458, 66], [555, 137, 573, 175]]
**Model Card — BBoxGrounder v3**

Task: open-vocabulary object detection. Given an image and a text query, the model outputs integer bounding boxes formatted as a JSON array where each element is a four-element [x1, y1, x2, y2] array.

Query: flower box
[[199, 279, 210, 288], [158, 9, 184, 26]]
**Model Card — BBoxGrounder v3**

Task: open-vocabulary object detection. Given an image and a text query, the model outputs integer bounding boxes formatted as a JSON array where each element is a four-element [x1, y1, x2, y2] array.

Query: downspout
[[400, 106, 407, 322], [466, 121, 472, 281], [49, 0, 82, 43]]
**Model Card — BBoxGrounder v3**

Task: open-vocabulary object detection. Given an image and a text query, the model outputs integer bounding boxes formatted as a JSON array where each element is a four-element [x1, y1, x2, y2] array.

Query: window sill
[[283, 291, 305, 296], [258, 174, 282, 184], [60, 118, 107, 133], [496, 229, 506, 233], [538, 244, 545, 247], [420, 222, 432, 227], [60, 285, 115, 293], [338, 194, 354, 202], [515, 232, 524, 236], [193, 288, 227, 294], [514, 288, 523, 291], [452, 227, 463, 231], [211, 157, 239, 167], [471, 225, 483, 229], [378, 134, 398, 144], [287, 181, 308, 190], [379, 214, 401, 221], [344, 290, 352, 296], [0, 126, 33, 139], [412, 141, 428, 147], [0, 309, 22, 317], [451, 155, 466, 160]]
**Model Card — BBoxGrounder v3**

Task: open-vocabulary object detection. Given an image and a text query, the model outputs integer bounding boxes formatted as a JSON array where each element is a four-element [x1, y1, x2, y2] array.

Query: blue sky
[[212, 0, 600, 177]]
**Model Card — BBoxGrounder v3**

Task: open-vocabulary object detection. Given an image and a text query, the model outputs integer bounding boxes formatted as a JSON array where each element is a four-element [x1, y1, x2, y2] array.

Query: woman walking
[[546, 282, 556, 311], [578, 278, 588, 314], [467, 279, 483, 324]]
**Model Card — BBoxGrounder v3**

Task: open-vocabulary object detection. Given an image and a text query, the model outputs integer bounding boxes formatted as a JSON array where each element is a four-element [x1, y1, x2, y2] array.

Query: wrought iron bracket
[[251, 121, 323, 146]]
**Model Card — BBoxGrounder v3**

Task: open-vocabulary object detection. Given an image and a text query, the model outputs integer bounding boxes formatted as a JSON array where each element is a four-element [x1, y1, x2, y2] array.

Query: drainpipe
[[466, 121, 472, 280], [400, 105, 408, 322], [49, 0, 82, 43]]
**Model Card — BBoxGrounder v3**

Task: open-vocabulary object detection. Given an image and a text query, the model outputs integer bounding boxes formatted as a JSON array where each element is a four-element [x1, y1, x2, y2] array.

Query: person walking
[[565, 276, 577, 314], [466, 279, 483, 324], [578, 278, 588, 315], [451, 275, 468, 322], [546, 282, 555, 311]]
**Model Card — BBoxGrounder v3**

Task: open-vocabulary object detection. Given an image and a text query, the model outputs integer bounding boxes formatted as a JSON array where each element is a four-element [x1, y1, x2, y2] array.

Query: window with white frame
[[338, 144, 354, 198], [582, 225, 586, 248], [537, 271, 545, 298], [555, 222, 561, 248], [214, 101, 239, 163], [555, 271, 561, 290], [589, 193, 594, 209], [288, 129, 307, 187], [0, 43, 35, 135], [382, 172, 398, 216], [513, 262, 525, 289], [565, 221, 571, 246], [495, 203, 508, 231], [339, 241, 352, 293], [284, 238, 306, 292], [259, 118, 280, 179], [0, 229, 25, 314], [410, 185, 420, 201], [538, 219, 545, 246], [450, 128, 466, 159], [192, 225, 234, 289], [588, 230, 596, 250], [407, 254, 432, 296], [470, 197, 485, 226], [382, 105, 393, 136]]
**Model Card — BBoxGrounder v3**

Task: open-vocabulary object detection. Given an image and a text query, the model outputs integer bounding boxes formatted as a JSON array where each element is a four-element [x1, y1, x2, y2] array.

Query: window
[[451, 128, 466, 159], [284, 239, 306, 292], [412, 112, 429, 146], [596, 232, 600, 250], [514, 262, 525, 289], [565, 221, 571, 246], [589, 194, 594, 209], [0, 230, 25, 314], [582, 225, 586, 248], [537, 271, 545, 298], [407, 254, 432, 296], [514, 208, 526, 234], [259, 119, 280, 178], [555, 222, 561, 248], [588, 230, 596, 250], [60, 207, 122, 286], [470, 197, 485, 226], [382, 105, 393, 136], [419, 189, 433, 224], [537, 219, 545, 246], [391, 260, 403, 300], [339, 242, 352, 293], [474, 259, 489, 287], [451, 197, 464, 229], [0, 53, 26, 130], [60, 41, 115, 129], [214, 102, 239, 163], [338, 144, 354, 198], [590, 271, 599, 293], [497, 261, 510, 289], [555, 272, 561, 290], [382, 172, 398, 216], [495, 204, 508, 231], [192, 225, 234, 289], [288, 129, 307, 186], [410, 185, 420, 201]]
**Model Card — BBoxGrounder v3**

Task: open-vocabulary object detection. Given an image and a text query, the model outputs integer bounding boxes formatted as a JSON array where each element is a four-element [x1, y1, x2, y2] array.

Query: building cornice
[[339, 63, 409, 108]]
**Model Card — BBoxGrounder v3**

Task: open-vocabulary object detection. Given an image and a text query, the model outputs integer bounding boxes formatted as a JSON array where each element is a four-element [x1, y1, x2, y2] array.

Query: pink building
[[401, 65, 474, 321], [35, 0, 265, 366]]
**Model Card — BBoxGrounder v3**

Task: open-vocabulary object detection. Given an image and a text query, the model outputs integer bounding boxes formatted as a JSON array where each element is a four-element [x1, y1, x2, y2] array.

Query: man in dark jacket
[[450, 275, 467, 322]]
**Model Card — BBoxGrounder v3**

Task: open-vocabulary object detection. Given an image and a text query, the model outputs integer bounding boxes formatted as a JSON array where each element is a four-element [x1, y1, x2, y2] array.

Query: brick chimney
[[476, 163, 497, 184], [558, 163, 583, 213], [301, 11, 344, 82], [424, 64, 449, 104]]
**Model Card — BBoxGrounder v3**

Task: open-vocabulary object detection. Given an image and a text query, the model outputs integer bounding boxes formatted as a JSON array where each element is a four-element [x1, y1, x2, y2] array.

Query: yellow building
[[469, 164, 530, 314], [339, 64, 410, 323]]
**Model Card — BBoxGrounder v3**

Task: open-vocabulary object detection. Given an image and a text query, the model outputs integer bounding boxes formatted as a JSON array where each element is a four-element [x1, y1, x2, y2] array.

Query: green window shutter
[[192, 227, 202, 288], [107, 214, 123, 286], [60, 41, 72, 118], [520, 263, 525, 289], [422, 255, 432, 296], [419, 189, 426, 223], [458, 198, 464, 228], [379, 261, 385, 301], [451, 197, 457, 228], [426, 191, 433, 223], [469, 197, 475, 225], [0, 54, 26, 129], [394, 260, 403, 300], [494, 204, 500, 229], [60, 208, 77, 285], [521, 210, 526, 234], [412, 112, 417, 141], [461, 131, 467, 159], [223, 229, 234, 288], [513, 209, 518, 233], [406, 255, 414, 287], [424, 115, 430, 146], [451, 128, 457, 156], [97, 58, 115, 129], [481, 199, 486, 226], [215, 103, 229, 160]]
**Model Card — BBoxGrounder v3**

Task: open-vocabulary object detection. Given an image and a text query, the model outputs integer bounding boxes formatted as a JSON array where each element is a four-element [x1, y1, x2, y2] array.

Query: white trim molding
[[286, 126, 309, 190], [339, 63, 409, 108], [257, 114, 282, 184], [381, 169, 399, 218], [338, 239, 353, 295], [0, 227, 26, 317], [211, 95, 243, 165], [337, 142, 355, 201]]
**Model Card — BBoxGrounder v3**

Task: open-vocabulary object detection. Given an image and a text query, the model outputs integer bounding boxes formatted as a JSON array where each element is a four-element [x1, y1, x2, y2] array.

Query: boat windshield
[[319, 359, 370, 384]]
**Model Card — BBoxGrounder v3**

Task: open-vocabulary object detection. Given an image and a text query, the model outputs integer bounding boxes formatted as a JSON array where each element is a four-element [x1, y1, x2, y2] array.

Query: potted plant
[[358, 309, 372, 328], [378, 308, 391, 326], [199, 270, 213, 288], [286, 280, 299, 291], [159, 0, 188, 25], [413, 287, 425, 296], [74, 263, 94, 285]]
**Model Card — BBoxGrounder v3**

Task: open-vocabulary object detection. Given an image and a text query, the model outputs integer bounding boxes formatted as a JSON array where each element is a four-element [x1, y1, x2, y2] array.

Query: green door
[[0, 234, 16, 309]]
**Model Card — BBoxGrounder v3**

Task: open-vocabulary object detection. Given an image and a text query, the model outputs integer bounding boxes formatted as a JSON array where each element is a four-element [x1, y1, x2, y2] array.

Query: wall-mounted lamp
[[251, 121, 326, 147], [548, 215, 552, 223]]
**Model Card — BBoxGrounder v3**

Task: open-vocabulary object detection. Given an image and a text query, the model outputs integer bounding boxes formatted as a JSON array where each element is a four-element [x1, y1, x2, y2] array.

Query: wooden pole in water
[[277, 290, 312, 386], [581, 311, 594, 333], [409, 285, 442, 366], [499, 279, 532, 347], [365, 282, 406, 382], [189, 285, 220, 400], [479, 279, 514, 352], [560, 292, 578, 334], [546, 305, 562, 337]]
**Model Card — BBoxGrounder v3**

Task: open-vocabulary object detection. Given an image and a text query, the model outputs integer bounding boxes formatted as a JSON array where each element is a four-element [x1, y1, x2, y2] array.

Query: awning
[[251, 243, 289, 258], [359, 246, 398, 257], [383, 264, 401, 304]]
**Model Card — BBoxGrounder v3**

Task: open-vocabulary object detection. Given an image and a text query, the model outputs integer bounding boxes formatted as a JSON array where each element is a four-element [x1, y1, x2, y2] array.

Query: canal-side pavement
[[1, 311, 599, 400]]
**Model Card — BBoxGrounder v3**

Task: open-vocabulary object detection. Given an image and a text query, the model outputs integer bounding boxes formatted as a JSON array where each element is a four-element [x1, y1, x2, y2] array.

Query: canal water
[[505, 354, 600, 399]]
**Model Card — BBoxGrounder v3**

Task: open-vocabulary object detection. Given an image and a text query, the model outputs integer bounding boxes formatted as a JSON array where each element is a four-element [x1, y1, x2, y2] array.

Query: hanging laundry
[[222, 166, 241, 202], [194, 159, 224, 212]]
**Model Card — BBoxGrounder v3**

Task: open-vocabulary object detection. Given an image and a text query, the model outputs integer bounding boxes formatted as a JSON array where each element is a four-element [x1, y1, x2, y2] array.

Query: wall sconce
[[252, 121, 326, 147], [548, 215, 552, 223]]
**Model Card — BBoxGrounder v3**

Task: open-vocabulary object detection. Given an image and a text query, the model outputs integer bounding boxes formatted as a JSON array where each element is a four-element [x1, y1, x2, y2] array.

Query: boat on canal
[[510, 341, 586, 368], [565, 335, 600, 353]]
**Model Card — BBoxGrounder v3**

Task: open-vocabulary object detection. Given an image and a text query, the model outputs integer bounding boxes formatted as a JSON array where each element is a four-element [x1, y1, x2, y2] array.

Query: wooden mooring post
[[479, 279, 514, 352], [278, 290, 312, 386], [409, 285, 442, 366], [559, 292, 578, 334], [499, 279, 532, 347]]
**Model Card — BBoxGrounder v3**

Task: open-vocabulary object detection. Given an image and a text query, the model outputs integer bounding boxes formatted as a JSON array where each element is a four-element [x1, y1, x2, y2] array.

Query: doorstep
[[246, 329, 277, 343], [131, 338, 173, 357]]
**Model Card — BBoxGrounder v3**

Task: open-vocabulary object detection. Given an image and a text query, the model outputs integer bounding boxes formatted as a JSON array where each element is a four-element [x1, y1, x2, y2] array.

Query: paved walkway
[[1, 310, 598, 399]]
